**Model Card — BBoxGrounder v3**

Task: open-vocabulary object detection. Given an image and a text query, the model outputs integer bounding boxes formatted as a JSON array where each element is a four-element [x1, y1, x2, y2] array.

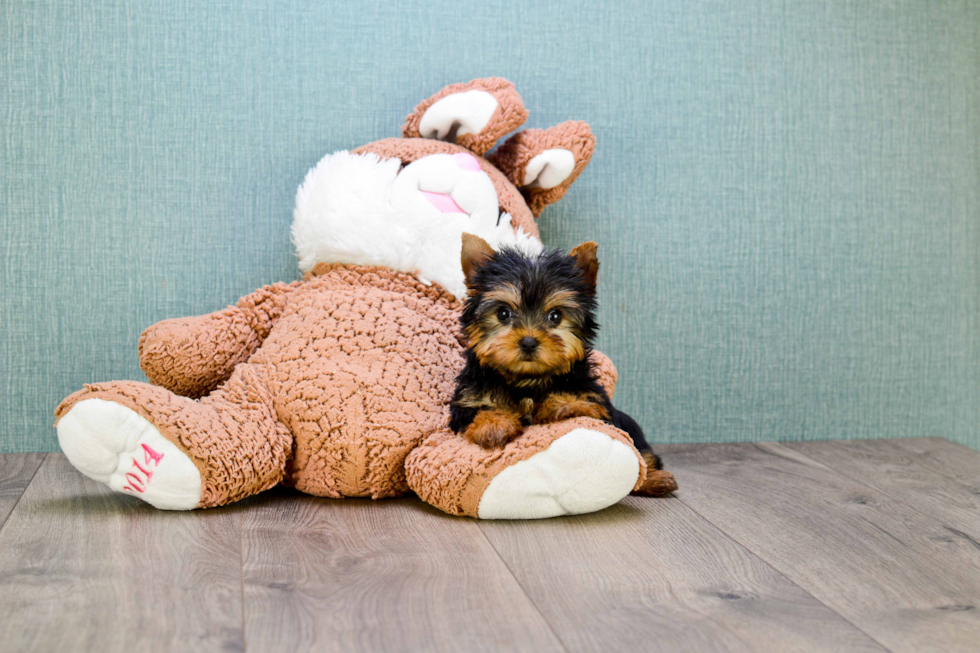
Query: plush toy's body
[[56, 79, 677, 518]]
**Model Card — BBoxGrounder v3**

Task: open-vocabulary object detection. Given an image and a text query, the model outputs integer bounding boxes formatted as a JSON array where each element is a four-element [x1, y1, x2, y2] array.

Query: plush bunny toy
[[55, 78, 677, 519]]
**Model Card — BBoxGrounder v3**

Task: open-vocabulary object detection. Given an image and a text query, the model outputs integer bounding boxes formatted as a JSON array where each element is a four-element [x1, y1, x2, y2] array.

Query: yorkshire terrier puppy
[[449, 233, 667, 484]]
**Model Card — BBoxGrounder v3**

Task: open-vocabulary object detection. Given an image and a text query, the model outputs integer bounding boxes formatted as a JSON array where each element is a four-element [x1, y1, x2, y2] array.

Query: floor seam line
[[474, 524, 572, 653], [240, 510, 248, 653], [669, 443, 898, 653], [0, 453, 46, 538], [673, 490, 895, 653], [890, 438, 980, 490], [783, 441, 980, 575]]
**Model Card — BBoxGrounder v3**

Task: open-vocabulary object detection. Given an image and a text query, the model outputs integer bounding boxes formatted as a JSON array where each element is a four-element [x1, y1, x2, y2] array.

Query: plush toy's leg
[[55, 364, 291, 510], [405, 417, 658, 519]]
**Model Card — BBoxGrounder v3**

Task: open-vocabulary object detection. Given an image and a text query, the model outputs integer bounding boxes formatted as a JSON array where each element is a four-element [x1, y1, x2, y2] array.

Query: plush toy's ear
[[461, 233, 495, 289], [402, 78, 529, 156], [487, 121, 595, 218], [569, 241, 599, 294]]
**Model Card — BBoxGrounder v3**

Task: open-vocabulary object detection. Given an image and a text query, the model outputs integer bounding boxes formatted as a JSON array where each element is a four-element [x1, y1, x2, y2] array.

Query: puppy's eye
[[497, 306, 513, 322], [547, 309, 563, 325]]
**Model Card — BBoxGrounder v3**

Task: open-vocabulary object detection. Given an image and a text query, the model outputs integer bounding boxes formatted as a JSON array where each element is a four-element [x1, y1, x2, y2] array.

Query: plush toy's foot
[[56, 369, 291, 509], [406, 417, 646, 519], [57, 398, 202, 510], [478, 427, 639, 519]]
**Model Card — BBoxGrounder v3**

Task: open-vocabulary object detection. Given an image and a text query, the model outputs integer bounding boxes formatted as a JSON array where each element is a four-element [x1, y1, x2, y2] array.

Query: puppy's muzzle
[[519, 336, 539, 356]]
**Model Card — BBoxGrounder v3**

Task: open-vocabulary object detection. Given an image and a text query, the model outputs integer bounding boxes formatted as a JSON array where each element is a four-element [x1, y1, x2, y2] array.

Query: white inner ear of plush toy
[[523, 148, 576, 189], [419, 90, 498, 141]]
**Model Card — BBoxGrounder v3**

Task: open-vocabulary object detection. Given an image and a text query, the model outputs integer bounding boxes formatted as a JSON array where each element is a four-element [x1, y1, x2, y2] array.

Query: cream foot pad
[[57, 398, 202, 510]]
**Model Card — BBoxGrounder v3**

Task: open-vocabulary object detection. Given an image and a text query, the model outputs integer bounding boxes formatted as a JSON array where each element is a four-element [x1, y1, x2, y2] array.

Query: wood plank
[[891, 437, 980, 489], [478, 495, 886, 653], [0, 453, 45, 529], [241, 488, 565, 653], [662, 441, 980, 653], [785, 439, 980, 545], [0, 454, 244, 653]]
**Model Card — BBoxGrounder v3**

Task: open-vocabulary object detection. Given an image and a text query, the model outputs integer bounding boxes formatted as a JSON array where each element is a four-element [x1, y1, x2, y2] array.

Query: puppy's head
[[459, 233, 599, 378]]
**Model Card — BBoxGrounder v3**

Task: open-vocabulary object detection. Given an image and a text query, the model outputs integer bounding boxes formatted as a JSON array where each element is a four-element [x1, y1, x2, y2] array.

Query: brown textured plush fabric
[[266, 263, 464, 498], [589, 350, 618, 399], [489, 121, 597, 217], [58, 264, 465, 506], [353, 138, 539, 241], [405, 417, 644, 517], [139, 281, 302, 398], [401, 77, 529, 155]]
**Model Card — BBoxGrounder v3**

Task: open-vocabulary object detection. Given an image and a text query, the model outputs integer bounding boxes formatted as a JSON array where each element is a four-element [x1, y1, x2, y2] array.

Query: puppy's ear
[[461, 233, 495, 289], [402, 78, 528, 155], [570, 241, 599, 293]]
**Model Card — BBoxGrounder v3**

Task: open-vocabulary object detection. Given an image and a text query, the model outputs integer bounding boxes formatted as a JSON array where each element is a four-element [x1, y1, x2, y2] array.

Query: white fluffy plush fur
[[292, 151, 542, 299]]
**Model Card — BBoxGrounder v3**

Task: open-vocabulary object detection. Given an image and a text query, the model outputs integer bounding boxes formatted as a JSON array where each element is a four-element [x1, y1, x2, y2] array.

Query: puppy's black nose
[[519, 336, 539, 354]]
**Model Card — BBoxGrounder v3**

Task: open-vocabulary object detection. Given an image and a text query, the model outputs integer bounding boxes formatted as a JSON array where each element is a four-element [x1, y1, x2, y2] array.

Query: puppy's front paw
[[465, 409, 524, 448], [534, 393, 610, 424]]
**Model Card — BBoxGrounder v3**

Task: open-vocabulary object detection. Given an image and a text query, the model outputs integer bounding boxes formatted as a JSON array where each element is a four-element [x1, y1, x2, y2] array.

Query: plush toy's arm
[[138, 281, 302, 398], [590, 350, 618, 399]]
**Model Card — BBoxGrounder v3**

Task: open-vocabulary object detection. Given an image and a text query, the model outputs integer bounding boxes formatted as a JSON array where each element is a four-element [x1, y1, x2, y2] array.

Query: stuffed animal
[[55, 78, 677, 519]]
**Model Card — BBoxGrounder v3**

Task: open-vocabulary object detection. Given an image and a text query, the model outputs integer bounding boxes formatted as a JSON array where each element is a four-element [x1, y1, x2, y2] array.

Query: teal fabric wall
[[2, 1, 978, 452]]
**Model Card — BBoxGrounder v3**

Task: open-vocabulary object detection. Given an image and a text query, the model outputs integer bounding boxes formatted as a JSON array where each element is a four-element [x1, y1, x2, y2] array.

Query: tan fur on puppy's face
[[466, 287, 589, 381]]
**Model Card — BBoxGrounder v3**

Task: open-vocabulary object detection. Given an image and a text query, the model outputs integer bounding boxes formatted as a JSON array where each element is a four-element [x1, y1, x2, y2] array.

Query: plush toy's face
[[389, 152, 502, 231], [292, 77, 597, 299]]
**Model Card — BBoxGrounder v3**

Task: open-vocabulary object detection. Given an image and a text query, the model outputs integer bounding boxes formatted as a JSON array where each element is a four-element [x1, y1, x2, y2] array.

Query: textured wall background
[[2, 1, 978, 452]]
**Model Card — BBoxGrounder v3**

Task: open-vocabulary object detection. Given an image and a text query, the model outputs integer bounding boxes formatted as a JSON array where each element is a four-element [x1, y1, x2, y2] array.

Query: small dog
[[449, 233, 667, 489]]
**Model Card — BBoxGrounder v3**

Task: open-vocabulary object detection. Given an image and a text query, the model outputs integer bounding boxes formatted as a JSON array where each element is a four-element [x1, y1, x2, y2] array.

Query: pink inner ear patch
[[420, 190, 466, 214], [452, 152, 482, 171]]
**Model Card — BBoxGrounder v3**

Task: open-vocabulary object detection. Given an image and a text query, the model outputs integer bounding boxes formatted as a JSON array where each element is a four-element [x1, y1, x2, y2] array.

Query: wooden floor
[[2, 439, 980, 652]]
